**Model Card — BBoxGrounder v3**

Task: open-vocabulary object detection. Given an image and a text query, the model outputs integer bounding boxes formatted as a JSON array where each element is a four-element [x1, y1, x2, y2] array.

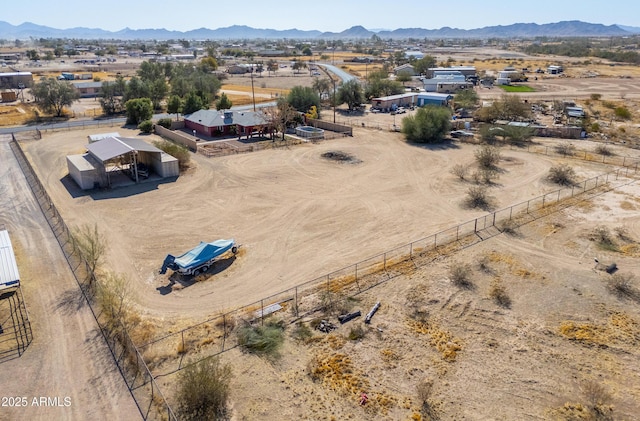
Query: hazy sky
[[3, 0, 638, 32]]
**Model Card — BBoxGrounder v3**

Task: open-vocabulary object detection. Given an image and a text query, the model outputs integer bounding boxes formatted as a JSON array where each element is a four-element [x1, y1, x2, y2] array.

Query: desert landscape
[[3, 41, 640, 420]]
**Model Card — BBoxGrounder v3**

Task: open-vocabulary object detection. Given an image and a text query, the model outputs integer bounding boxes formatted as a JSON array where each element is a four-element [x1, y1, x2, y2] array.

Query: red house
[[184, 109, 274, 140]]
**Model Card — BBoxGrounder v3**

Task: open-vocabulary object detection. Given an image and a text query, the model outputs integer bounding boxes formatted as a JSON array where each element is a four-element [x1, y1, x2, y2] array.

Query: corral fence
[[138, 160, 640, 380], [9, 139, 176, 421], [0, 286, 33, 364]]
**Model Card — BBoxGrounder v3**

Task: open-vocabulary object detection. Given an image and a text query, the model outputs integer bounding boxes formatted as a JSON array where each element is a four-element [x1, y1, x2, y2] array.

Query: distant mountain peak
[[0, 20, 630, 40]]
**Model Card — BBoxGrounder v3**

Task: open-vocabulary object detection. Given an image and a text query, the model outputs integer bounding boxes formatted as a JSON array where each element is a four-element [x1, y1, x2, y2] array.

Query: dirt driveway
[[0, 136, 137, 420]]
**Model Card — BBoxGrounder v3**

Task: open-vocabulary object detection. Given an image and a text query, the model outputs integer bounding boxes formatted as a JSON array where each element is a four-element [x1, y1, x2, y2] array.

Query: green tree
[[286, 86, 320, 113], [31, 78, 80, 117], [199, 56, 218, 73], [337, 79, 364, 111], [302, 46, 313, 56], [454, 88, 479, 110], [123, 76, 150, 102], [26, 49, 40, 61], [215, 92, 233, 110], [292, 59, 307, 75], [266, 59, 278, 76], [149, 79, 168, 110], [474, 95, 531, 123], [401, 105, 452, 143], [177, 357, 232, 421], [312, 78, 332, 103], [413, 55, 437, 75], [182, 91, 206, 115], [125, 98, 153, 125], [99, 81, 125, 115], [267, 98, 299, 140], [365, 78, 404, 99], [396, 73, 412, 85], [167, 95, 183, 120]]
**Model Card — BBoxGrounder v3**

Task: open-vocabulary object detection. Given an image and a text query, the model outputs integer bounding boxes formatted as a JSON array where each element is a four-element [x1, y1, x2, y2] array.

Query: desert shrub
[[614, 106, 631, 120], [450, 262, 473, 288], [614, 226, 631, 241], [237, 320, 285, 359], [320, 290, 354, 317], [451, 164, 468, 180], [489, 279, 511, 308], [581, 380, 614, 420], [137, 119, 153, 133], [547, 164, 576, 186], [594, 144, 613, 156], [348, 324, 366, 341], [590, 93, 602, 101], [474, 144, 501, 169], [176, 356, 232, 421], [602, 101, 616, 109], [590, 122, 601, 132], [71, 223, 106, 287], [591, 225, 617, 251], [96, 271, 133, 330], [417, 380, 438, 419], [479, 167, 498, 184], [291, 322, 313, 343], [465, 186, 491, 210], [498, 219, 519, 236], [607, 272, 639, 301], [555, 143, 576, 156], [153, 139, 191, 170], [156, 117, 173, 129]]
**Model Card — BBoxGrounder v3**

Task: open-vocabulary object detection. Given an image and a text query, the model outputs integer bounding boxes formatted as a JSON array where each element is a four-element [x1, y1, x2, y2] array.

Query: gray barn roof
[[0, 230, 20, 290], [87, 136, 163, 162]]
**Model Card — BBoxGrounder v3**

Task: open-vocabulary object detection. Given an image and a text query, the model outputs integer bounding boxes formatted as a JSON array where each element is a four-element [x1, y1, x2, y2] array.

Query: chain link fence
[[9, 139, 176, 421]]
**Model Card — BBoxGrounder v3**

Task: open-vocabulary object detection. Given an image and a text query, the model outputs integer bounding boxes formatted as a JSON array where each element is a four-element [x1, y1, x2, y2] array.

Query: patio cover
[[86, 136, 162, 162]]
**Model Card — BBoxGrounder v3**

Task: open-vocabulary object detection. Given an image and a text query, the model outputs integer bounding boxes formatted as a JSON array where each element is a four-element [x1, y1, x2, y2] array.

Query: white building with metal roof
[[0, 229, 20, 291]]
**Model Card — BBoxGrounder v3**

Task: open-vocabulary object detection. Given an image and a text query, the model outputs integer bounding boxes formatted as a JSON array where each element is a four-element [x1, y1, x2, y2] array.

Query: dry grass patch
[[308, 352, 369, 397], [406, 319, 462, 362], [558, 312, 640, 347]]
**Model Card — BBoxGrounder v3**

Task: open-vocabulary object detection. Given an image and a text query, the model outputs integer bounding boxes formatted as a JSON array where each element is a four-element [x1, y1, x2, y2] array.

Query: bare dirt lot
[[21, 127, 640, 330]]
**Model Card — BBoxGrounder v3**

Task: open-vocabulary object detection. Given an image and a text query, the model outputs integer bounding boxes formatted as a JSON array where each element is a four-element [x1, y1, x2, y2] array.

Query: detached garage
[[66, 136, 179, 190]]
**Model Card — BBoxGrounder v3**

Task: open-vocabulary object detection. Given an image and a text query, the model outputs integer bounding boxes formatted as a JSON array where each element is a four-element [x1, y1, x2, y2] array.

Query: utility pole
[[332, 77, 336, 123], [250, 67, 256, 111]]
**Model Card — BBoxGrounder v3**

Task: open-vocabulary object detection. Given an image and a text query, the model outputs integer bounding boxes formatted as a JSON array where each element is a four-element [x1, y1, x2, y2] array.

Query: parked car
[[450, 130, 474, 138]]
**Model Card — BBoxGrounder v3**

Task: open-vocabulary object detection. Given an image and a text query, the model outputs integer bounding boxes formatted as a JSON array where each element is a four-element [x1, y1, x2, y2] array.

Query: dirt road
[[0, 135, 138, 420]]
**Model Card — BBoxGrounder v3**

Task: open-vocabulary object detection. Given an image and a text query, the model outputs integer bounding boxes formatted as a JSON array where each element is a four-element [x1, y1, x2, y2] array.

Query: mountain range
[[0, 20, 638, 40]]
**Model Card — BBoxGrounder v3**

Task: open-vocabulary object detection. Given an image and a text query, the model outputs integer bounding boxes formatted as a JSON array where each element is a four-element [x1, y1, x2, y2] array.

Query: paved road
[[0, 135, 139, 420], [317, 63, 359, 83]]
